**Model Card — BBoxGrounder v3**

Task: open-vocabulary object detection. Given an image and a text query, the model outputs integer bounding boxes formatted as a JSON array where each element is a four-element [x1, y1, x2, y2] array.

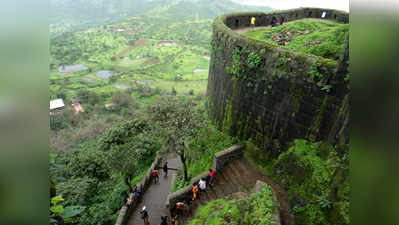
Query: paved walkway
[[127, 154, 181, 225], [126, 156, 294, 225]]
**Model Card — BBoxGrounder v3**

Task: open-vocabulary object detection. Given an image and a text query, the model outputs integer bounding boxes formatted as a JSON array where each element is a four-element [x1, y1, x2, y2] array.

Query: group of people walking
[[134, 163, 218, 225], [152, 161, 169, 184], [170, 168, 216, 225], [250, 14, 286, 29]]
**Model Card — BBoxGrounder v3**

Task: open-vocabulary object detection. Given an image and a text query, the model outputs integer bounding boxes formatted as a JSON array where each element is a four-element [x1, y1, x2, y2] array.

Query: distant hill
[[50, 0, 272, 37], [160, 0, 272, 21]]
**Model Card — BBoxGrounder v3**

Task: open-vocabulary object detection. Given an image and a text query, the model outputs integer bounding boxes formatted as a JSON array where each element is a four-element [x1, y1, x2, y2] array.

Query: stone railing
[[165, 145, 244, 210], [114, 154, 163, 225], [213, 145, 244, 172]]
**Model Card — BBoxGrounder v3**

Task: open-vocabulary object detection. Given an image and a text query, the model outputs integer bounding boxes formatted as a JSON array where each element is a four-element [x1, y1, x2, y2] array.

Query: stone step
[[235, 159, 252, 176], [219, 169, 241, 194], [216, 170, 237, 196], [211, 174, 226, 199], [228, 163, 253, 191], [205, 184, 218, 200], [223, 165, 247, 193]]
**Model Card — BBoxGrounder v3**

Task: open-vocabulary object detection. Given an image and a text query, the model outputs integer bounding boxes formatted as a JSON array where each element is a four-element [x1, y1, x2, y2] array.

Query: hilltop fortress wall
[[207, 8, 349, 154]]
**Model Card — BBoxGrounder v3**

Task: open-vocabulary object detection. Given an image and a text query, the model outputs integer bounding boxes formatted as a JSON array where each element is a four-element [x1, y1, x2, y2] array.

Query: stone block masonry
[[207, 8, 349, 154]]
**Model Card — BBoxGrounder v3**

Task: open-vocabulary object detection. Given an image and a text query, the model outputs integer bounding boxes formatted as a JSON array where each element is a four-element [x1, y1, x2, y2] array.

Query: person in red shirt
[[152, 169, 159, 183], [209, 169, 215, 186]]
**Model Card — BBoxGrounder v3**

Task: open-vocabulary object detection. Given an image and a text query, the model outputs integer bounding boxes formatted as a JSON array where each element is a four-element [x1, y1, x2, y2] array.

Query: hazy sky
[[237, 0, 349, 12]]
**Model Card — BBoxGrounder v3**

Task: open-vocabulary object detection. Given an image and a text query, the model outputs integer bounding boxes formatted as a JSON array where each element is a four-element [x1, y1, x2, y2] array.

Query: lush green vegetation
[[50, 95, 209, 225], [172, 121, 237, 191], [50, 0, 271, 37], [245, 139, 349, 225], [188, 185, 275, 225], [50, 118, 163, 225], [242, 19, 349, 60]]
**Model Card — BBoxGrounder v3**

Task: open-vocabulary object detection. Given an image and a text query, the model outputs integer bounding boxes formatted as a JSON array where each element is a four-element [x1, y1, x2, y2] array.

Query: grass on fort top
[[242, 19, 349, 60]]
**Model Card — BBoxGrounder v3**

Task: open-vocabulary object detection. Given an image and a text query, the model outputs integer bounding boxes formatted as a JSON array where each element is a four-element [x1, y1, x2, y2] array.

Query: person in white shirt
[[199, 178, 206, 192]]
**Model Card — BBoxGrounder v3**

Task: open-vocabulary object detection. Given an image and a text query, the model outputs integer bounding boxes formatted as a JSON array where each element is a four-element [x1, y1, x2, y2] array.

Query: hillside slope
[[50, 0, 272, 37]]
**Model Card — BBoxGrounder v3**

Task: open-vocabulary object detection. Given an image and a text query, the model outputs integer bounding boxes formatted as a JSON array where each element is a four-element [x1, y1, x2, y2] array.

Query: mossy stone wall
[[207, 8, 349, 154]]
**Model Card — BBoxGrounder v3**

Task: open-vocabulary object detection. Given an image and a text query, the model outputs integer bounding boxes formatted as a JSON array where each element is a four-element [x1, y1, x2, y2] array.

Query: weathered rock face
[[207, 8, 349, 154]]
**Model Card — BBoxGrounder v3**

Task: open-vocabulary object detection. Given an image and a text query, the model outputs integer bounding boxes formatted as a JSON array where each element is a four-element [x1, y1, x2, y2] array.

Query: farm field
[[50, 19, 214, 107]]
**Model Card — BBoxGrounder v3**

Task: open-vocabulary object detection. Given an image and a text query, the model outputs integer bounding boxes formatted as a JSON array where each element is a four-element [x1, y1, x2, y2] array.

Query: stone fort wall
[[207, 8, 349, 155]]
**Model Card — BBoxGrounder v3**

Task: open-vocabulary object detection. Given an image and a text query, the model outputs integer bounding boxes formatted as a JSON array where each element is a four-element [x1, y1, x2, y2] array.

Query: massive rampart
[[207, 8, 349, 155]]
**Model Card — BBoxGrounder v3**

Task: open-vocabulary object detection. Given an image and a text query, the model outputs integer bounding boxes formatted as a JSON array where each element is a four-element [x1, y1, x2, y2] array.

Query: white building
[[50, 99, 65, 111]]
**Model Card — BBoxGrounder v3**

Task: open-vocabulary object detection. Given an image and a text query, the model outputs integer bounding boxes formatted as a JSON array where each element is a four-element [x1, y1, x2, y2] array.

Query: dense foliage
[[50, 118, 163, 225], [188, 185, 275, 225], [172, 120, 237, 191], [243, 19, 349, 60], [245, 139, 349, 225]]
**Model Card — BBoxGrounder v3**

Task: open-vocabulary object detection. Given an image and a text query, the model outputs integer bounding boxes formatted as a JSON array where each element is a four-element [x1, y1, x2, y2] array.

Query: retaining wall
[[114, 154, 163, 225], [207, 8, 350, 155]]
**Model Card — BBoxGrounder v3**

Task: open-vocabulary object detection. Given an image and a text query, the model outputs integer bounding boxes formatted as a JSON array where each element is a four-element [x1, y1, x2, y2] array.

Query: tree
[[108, 133, 160, 189], [77, 89, 90, 102], [146, 97, 205, 181], [98, 120, 160, 190], [171, 87, 177, 95], [56, 91, 67, 100], [188, 89, 194, 95], [111, 91, 137, 113], [50, 114, 70, 131]]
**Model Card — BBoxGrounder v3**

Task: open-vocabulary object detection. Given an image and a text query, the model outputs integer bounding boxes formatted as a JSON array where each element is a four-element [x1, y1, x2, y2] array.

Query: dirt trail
[[127, 154, 181, 225], [113, 40, 149, 60]]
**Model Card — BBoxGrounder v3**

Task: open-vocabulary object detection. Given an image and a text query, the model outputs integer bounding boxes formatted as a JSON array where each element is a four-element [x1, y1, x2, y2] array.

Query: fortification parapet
[[207, 8, 349, 153]]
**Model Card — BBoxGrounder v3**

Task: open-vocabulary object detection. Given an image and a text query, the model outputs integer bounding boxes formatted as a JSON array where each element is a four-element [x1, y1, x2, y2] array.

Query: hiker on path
[[271, 16, 277, 27], [192, 183, 199, 201], [126, 195, 132, 206], [280, 14, 286, 25], [209, 169, 216, 186], [175, 202, 185, 216], [135, 188, 142, 201], [171, 214, 179, 225], [163, 162, 168, 177], [160, 216, 168, 225], [250, 16, 256, 29], [199, 178, 206, 193], [152, 168, 159, 183], [140, 206, 150, 225], [131, 185, 138, 194]]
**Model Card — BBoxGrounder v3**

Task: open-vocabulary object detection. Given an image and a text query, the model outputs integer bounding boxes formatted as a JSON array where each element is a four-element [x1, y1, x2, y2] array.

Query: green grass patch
[[188, 185, 275, 225], [242, 19, 348, 60], [244, 139, 349, 225]]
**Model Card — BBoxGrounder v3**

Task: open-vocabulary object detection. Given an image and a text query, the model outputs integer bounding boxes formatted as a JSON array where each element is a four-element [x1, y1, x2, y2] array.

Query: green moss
[[291, 87, 303, 117], [309, 95, 329, 142], [222, 102, 233, 135], [226, 47, 242, 77], [317, 58, 338, 69], [247, 52, 262, 69], [308, 62, 324, 79], [188, 185, 275, 225]]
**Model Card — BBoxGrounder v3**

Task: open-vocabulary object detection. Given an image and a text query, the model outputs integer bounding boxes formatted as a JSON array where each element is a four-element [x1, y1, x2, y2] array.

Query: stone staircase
[[175, 158, 287, 225]]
